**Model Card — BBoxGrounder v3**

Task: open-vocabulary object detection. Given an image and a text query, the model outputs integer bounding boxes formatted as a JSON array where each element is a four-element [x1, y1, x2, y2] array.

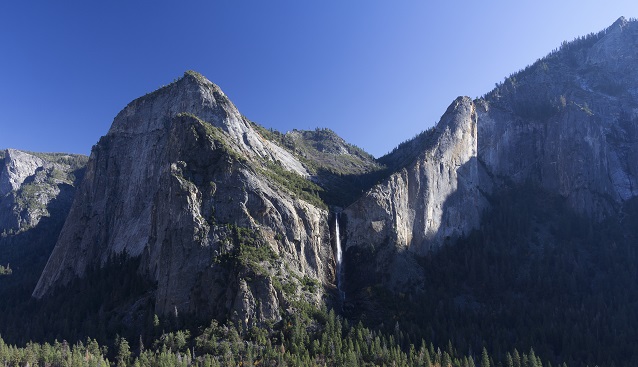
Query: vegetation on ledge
[[259, 161, 327, 209]]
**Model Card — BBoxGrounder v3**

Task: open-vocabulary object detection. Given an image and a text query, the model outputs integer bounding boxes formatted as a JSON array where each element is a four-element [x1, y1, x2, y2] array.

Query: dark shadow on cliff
[[339, 156, 482, 321], [341, 164, 638, 366], [4, 253, 157, 346], [0, 168, 89, 344], [314, 125, 441, 208], [315, 167, 390, 208], [0, 177, 80, 293]]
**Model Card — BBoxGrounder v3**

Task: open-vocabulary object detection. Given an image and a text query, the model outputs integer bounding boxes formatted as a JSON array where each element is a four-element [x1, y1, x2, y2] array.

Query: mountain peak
[[180, 70, 223, 93], [183, 69, 209, 83], [441, 96, 473, 124], [108, 70, 236, 137], [612, 16, 629, 28], [182, 70, 217, 86], [604, 15, 638, 36]]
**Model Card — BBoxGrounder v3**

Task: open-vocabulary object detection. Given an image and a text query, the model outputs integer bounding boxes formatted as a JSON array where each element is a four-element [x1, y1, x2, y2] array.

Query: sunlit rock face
[[342, 17, 638, 292], [344, 97, 485, 256], [31, 18, 638, 322], [33, 72, 334, 325], [0, 149, 86, 234]]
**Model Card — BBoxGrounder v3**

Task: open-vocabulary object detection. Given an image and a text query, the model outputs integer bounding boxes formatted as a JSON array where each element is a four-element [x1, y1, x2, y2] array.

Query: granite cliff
[[0, 149, 86, 336], [0, 149, 86, 235], [337, 17, 638, 298], [18, 19, 638, 359], [32, 72, 352, 326], [478, 16, 638, 218], [345, 97, 484, 254]]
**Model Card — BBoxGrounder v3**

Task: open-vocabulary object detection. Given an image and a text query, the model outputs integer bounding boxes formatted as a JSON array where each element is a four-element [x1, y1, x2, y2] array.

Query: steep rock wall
[[0, 149, 86, 234], [33, 74, 334, 325], [478, 17, 638, 218], [344, 97, 485, 257]]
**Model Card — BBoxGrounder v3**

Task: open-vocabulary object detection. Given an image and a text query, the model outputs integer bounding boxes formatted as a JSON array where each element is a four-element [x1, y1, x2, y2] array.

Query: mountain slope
[[0, 149, 86, 234], [337, 16, 638, 366], [479, 16, 638, 218], [341, 16, 638, 288], [251, 125, 384, 206], [32, 72, 336, 327], [0, 149, 87, 341], [7, 17, 638, 367]]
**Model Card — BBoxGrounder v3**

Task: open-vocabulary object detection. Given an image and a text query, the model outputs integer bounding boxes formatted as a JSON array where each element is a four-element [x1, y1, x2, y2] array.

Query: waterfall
[[335, 213, 345, 301]]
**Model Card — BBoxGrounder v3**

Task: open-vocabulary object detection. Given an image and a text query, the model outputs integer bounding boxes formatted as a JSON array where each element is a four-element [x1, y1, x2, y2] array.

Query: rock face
[[344, 97, 484, 255], [340, 97, 486, 290], [0, 149, 43, 197], [478, 16, 638, 218], [341, 17, 638, 291], [29, 18, 638, 327], [33, 72, 334, 325], [250, 125, 383, 207], [0, 149, 87, 234]]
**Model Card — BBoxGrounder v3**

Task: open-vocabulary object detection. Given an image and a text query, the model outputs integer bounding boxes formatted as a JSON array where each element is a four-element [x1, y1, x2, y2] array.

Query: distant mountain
[[0, 149, 87, 234], [2, 17, 638, 367], [0, 149, 86, 340], [251, 125, 384, 206]]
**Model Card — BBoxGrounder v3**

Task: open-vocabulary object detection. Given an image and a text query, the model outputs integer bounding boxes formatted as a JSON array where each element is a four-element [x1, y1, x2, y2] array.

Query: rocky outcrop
[[341, 18, 638, 292], [27, 18, 638, 327], [0, 149, 44, 197], [339, 97, 485, 291], [33, 72, 334, 325], [478, 16, 638, 218], [0, 149, 87, 234], [344, 97, 484, 256]]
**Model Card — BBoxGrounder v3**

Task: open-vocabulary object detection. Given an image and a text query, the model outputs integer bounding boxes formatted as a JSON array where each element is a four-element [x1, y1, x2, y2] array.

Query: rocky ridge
[[339, 17, 638, 293], [478, 16, 638, 218], [0, 149, 87, 235], [32, 72, 339, 326], [344, 96, 484, 253], [25, 17, 638, 331], [251, 125, 384, 207]]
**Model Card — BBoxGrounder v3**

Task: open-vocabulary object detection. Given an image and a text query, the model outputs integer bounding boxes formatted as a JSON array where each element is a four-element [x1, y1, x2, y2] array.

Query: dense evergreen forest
[[345, 184, 638, 367], [0, 306, 560, 367], [3, 185, 636, 366]]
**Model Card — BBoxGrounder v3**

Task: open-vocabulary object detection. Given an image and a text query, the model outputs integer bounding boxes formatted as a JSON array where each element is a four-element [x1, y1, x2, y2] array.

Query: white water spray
[[335, 213, 345, 301]]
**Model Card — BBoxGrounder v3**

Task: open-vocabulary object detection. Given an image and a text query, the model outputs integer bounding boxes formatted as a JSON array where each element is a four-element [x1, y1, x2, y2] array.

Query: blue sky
[[1, 1, 637, 157]]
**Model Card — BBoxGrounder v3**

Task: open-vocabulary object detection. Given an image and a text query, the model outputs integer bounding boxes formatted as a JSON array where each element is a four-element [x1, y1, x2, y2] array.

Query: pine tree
[[513, 349, 522, 367], [506, 352, 514, 367], [423, 347, 432, 367], [481, 347, 490, 367], [116, 336, 131, 367], [443, 351, 453, 367]]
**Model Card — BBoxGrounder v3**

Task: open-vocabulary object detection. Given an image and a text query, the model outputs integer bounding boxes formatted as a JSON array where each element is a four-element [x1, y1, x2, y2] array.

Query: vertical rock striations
[[478, 16, 638, 218], [33, 72, 333, 325], [341, 17, 638, 295], [0, 149, 87, 234], [344, 97, 484, 255]]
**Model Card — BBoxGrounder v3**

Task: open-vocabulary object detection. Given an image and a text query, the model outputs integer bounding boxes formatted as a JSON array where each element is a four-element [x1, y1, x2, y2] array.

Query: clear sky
[[1, 1, 637, 157]]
